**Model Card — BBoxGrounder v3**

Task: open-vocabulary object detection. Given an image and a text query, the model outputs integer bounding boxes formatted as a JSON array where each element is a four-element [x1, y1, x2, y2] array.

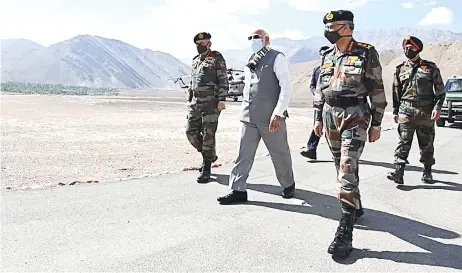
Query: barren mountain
[[1, 35, 190, 89], [289, 40, 462, 109], [222, 28, 462, 69], [1, 38, 44, 68]]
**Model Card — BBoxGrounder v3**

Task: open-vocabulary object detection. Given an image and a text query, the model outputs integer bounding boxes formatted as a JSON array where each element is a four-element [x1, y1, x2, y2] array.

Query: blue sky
[[0, 0, 460, 59]]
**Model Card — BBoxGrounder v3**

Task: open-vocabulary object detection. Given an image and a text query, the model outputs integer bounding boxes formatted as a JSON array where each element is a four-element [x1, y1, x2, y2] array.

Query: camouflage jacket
[[189, 50, 229, 107], [313, 39, 387, 127], [392, 58, 446, 114]]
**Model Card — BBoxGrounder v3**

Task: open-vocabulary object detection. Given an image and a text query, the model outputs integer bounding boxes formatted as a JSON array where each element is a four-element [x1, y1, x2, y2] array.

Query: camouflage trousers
[[394, 103, 435, 166], [323, 104, 368, 210], [186, 105, 221, 161]]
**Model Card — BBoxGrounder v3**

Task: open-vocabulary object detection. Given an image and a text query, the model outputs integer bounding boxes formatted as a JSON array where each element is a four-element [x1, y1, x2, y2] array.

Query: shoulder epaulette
[[421, 59, 436, 67], [356, 41, 374, 50], [211, 50, 222, 57], [322, 46, 335, 56], [396, 61, 405, 69]]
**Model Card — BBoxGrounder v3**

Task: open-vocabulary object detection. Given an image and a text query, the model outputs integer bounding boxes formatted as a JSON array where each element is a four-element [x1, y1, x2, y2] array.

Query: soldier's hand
[[368, 127, 381, 143], [217, 101, 226, 111], [393, 115, 399, 123], [269, 116, 281, 132], [431, 109, 440, 120], [313, 121, 323, 137]]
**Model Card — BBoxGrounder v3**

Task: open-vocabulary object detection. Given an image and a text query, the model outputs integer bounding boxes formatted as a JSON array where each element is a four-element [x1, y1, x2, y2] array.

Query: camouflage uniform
[[315, 10, 387, 258], [186, 32, 229, 183], [387, 35, 446, 184], [314, 39, 387, 212]]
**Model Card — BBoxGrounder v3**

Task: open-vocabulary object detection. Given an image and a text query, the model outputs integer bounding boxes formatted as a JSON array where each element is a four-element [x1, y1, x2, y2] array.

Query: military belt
[[401, 100, 433, 107], [326, 96, 367, 108], [193, 90, 216, 98]]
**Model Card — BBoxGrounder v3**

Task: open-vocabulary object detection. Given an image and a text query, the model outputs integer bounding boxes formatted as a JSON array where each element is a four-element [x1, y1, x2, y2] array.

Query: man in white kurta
[[217, 29, 295, 205]]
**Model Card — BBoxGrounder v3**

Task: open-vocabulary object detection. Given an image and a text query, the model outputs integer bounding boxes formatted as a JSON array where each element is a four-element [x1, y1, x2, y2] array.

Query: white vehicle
[[438, 75, 462, 127], [226, 69, 245, 102]]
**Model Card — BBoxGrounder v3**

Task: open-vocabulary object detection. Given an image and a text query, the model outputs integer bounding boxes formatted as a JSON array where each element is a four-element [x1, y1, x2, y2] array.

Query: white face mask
[[251, 38, 263, 53]]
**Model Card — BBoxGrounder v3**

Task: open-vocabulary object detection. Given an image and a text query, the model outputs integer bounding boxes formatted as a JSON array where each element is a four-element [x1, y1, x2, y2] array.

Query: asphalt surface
[[2, 123, 462, 272]]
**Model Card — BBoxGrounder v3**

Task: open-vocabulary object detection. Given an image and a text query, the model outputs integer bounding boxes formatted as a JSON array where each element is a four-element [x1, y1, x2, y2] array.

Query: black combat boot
[[356, 198, 364, 221], [282, 183, 295, 198], [217, 190, 248, 205], [386, 164, 405, 184], [327, 209, 355, 257], [422, 165, 433, 183], [334, 158, 340, 173], [300, 150, 317, 160], [198, 155, 218, 172], [197, 159, 212, 183]]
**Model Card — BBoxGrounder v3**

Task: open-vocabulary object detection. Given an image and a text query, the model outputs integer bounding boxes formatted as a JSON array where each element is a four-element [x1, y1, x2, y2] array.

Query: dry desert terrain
[[1, 91, 395, 190]]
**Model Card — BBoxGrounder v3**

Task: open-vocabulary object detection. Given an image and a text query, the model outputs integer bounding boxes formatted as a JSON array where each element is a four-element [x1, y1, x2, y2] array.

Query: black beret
[[323, 10, 354, 24], [402, 35, 423, 51], [319, 45, 330, 53], [193, 32, 211, 43]]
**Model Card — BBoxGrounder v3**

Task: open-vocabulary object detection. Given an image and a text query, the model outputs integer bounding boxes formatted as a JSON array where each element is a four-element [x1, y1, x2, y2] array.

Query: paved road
[[2, 124, 462, 272]]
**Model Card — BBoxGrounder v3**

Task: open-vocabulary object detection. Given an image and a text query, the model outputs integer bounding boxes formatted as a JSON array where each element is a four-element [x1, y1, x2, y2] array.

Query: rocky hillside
[[1, 35, 190, 89], [1, 38, 44, 68], [289, 40, 462, 108], [222, 28, 462, 69]]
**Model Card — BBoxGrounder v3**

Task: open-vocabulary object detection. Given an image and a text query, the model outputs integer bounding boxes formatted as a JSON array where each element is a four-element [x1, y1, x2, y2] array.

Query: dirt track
[[0, 93, 394, 190]]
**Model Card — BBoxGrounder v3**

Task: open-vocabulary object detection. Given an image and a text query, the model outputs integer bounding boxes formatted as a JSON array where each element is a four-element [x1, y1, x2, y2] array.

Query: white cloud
[[416, 0, 437, 5], [401, 2, 414, 8], [403, 0, 436, 8], [418, 6, 454, 25], [287, 0, 371, 11], [142, 0, 270, 59]]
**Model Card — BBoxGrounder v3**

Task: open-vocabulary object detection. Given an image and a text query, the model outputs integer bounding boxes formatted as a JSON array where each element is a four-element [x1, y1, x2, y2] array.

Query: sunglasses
[[404, 45, 417, 51], [248, 34, 261, 40]]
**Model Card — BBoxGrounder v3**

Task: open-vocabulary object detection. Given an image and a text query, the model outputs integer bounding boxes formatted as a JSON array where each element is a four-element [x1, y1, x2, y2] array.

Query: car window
[[446, 79, 462, 92]]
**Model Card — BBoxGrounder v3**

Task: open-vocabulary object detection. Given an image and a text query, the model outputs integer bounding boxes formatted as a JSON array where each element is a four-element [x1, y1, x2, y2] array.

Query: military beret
[[319, 45, 330, 54], [193, 32, 211, 43], [323, 10, 354, 24], [402, 35, 423, 51]]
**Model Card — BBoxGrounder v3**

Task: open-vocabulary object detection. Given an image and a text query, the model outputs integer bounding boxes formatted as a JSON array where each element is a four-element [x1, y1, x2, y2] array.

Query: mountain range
[[1, 27, 461, 90], [1, 35, 190, 89], [290, 39, 462, 109], [221, 27, 462, 69]]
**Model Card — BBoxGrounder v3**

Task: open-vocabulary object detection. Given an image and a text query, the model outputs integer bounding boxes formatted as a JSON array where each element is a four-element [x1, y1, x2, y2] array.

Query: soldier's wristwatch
[[372, 126, 381, 130]]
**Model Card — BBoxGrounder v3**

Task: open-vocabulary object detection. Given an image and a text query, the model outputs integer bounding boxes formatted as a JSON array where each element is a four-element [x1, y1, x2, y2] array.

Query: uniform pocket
[[201, 108, 220, 123], [341, 57, 364, 85], [319, 67, 334, 90]]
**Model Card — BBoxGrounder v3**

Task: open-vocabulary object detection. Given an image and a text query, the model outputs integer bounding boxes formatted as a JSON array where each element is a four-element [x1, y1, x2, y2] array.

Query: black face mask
[[324, 24, 351, 44], [405, 49, 419, 60], [196, 44, 208, 54]]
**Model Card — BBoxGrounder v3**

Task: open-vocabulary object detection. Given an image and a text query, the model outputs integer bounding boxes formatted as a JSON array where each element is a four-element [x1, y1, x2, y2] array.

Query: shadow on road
[[212, 174, 462, 270], [305, 160, 334, 164], [396, 179, 462, 192], [448, 123, 462, 129], [359, 160, 459, 175]]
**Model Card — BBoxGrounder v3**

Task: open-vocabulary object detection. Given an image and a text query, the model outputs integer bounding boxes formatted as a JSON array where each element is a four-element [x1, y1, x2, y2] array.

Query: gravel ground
[[1, 93, 395, 190]]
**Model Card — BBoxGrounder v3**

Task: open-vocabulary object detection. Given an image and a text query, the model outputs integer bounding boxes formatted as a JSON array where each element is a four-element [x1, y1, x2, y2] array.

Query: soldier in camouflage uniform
[[186, 32, 229, 183], [387, 35, 446, 184], [313, 10, 387, 257]]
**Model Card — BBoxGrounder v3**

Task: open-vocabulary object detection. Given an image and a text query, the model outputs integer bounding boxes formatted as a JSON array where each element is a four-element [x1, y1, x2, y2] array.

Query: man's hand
[[313, 121, 323, 137], [217, 101, 226, 111], [431, 109, 440, 120], [368, 126, 381, 143], [393, 114, 399, 123], [269, 115, 281, 132]]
